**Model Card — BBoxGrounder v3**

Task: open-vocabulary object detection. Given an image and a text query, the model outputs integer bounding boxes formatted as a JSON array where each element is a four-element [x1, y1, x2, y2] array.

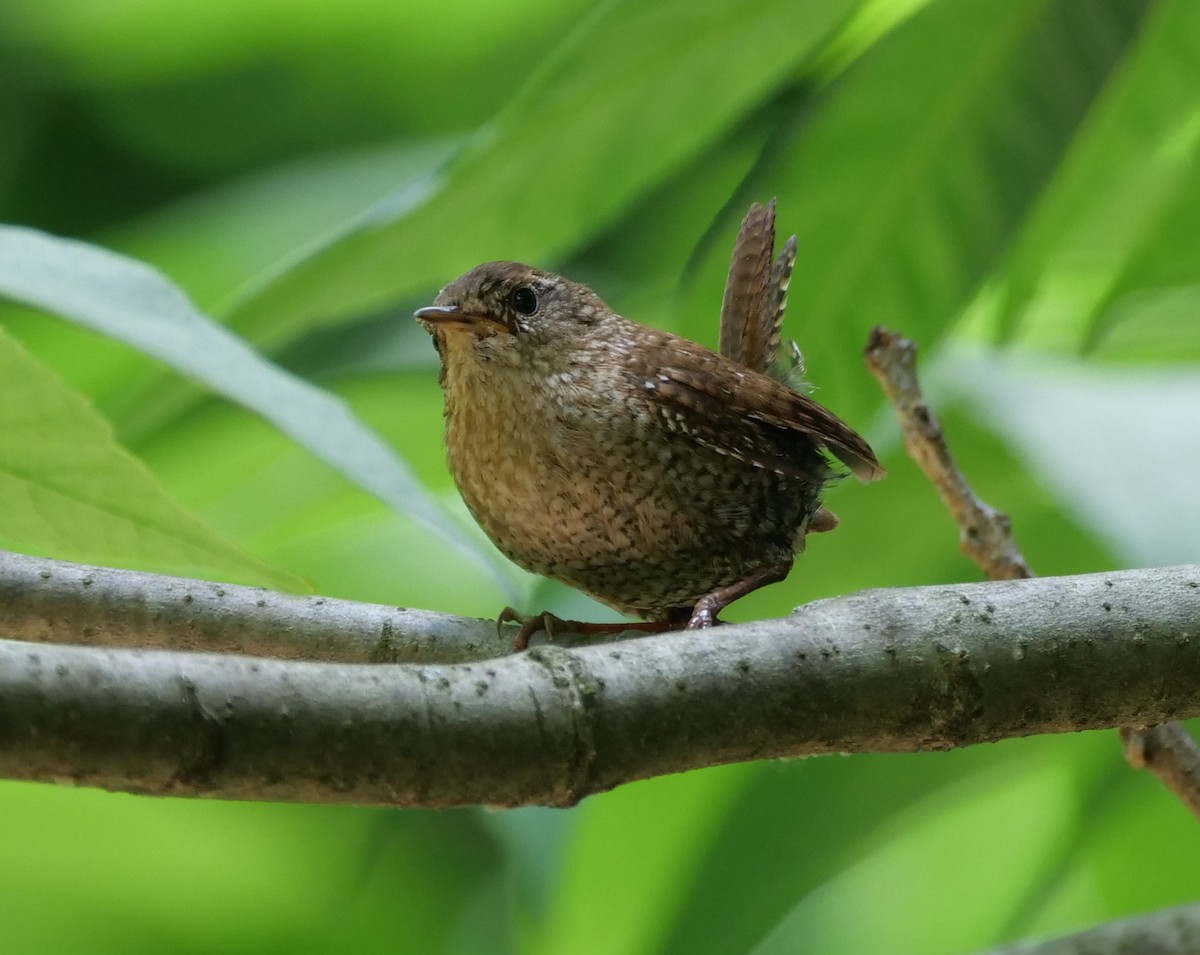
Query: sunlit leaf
[[227, 0, 861, 341], [690, 0, 1154, 418], [0, 225, 513, 592], [1014, 734, 1200, 938], [939, 346, 1200, 568], [748, 752, 1082, 955], [1093, 285, 1200, 363], [1089, 162, 1200, 356], [114, 138, 462, 311], [0, 326, 295, 586], [993, 0, 1200, 351], [526, 765, 754, 955], [135, 373, 531, 614]]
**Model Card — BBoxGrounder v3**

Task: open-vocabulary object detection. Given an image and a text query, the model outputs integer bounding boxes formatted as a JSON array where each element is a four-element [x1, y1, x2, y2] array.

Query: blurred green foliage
[[2, 0, 1200, 952]]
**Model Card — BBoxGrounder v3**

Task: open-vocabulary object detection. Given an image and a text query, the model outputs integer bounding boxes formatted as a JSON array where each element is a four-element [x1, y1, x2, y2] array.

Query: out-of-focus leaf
[[227, 0, 861, 341], [1092, 286, 1200, 363], [0, 781, 385, 953], [318, 809, 505, 955], [679, 0, 1153, 420], [476, 806, 576, 929], [561, 107, 784, 323], [940, 346, 1200, 567], [527, 763, 754, 955], [993, 0, 1200, 351], [113, 138, 462, 311], [1088, 164, 1200, 355], [659, 739, 1053, 955], [136, 372, 532, 615], [750, 752, 1080, 955], [1011, 723, 1200, 939], [0, 0, 592, 169], [0, 325, 295, 587], [0, 225, 513, 592], [2, 139, 456, 434]]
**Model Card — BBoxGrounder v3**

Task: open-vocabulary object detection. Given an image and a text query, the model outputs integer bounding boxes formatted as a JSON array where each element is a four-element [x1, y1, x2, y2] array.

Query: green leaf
[[679, 0, 1153, 418], [0, 325, 295, 586], [112, 138, 461, 312], [747, 746, 1089, 955], [657, 742, 1044, 955], [527, 764, 755, 955], [1093, 285, 1200, 363], [226, 0, 861, 341], [992, 0, 1200, 351], [0, 225, 513, 593], [134, 373, 530, 615], [939, 346, 1200, 567], [1088, 161, 1200, 358], [0, 140, 456, 447], [1014, 727, 1200, 939], [0, 782, 382, 953]]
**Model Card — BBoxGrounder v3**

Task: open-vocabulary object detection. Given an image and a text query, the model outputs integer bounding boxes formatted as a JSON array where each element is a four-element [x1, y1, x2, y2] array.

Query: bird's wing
[[635, 340, 884, 483]]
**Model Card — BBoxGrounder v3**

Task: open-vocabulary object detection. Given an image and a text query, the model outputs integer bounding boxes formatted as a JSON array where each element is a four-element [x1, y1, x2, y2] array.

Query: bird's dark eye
[[510, 286, 538, 315]]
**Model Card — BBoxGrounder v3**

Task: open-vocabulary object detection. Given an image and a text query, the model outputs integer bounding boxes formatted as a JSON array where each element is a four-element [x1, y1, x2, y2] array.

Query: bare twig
[[1120, 723, 1200, 817], [865, 328, 1031, 579], [865, 327, 1200, 821]]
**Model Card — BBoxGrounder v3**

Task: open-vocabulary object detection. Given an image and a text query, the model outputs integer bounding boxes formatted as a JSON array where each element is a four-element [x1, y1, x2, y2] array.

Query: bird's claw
[[498, 607, 564, 652], [685, 602, 718, 630]]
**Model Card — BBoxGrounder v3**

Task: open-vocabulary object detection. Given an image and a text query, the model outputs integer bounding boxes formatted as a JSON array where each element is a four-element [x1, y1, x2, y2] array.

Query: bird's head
[[415, 261, 610, 366]]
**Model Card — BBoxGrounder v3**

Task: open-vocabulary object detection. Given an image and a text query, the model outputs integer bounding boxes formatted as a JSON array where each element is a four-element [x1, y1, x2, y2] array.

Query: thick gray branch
[[0, 551, 506, 663], [982, 902, 1200, 954], [1, 562, 1199, 808]]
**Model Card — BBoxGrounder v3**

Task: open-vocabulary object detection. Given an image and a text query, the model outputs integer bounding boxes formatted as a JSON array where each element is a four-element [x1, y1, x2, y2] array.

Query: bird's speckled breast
[[436, 329, 815, 617]]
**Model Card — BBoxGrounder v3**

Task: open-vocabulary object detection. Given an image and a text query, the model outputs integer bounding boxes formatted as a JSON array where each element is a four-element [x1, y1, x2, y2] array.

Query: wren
[[416, 201, 883, 650]]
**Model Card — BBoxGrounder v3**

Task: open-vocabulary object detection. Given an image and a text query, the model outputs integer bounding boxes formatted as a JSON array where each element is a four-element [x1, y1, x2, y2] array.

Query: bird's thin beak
[[414, 305, 509, 335]]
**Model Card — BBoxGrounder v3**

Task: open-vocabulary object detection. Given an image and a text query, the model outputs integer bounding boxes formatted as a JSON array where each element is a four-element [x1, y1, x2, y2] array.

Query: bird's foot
[[684, 560, 794, 631], [498, 607, 676, 652], [685, 597, 721, 630], [498, 607, 567, 652]]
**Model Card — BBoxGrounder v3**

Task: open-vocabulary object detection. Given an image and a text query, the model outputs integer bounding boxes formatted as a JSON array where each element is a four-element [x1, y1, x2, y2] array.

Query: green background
[[2, 0, 1199, 951]]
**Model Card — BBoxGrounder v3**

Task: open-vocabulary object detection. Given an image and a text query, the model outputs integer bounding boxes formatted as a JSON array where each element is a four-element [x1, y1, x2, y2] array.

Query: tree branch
[[865, 327, 1200, 820], [981, 902, 1200, 955], [2, 561, 1199, 808], [0, 550, 509, 663]]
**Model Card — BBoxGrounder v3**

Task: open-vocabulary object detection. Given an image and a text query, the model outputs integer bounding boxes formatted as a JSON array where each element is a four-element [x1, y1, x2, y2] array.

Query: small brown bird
[[416, 202, 883, 650]]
